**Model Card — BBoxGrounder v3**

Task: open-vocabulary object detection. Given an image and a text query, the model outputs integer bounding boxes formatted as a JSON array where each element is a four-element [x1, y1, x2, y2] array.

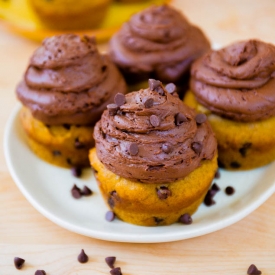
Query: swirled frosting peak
[[16, 34, 127, 125], [191, 39, 275, 122], [94, 79, 217, 184], [109, 5, 210, 83]]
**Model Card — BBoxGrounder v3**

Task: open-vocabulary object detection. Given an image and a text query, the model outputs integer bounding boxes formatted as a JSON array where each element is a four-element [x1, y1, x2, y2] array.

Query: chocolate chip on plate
[[78, 249, 89, 263], [106, 211, 115, 222], [225, 186, 235, 195], [195, 113, 207, 125], [107, 104, 119, 116], [162, 143, 173, 154], [35, 270, 46, 275], [82, 186, 93, 196], [165, 83, 176, 94], [105, 256, 116, 268], [178, 213, 192, 225], [211, 183, 220, 194], [114, 93, 126, 107], [149, 115, 160, 127], [129, 143, 139, 156], [144, 98, 154, 108], [247, 264, 262, 275], [71, 167, 82, 178], [175, 113, 188, 126], [14, 257, 25, 270], [191, 142, 202, 155], [110, 267, 122, 275], [71, 184, 82, 199]]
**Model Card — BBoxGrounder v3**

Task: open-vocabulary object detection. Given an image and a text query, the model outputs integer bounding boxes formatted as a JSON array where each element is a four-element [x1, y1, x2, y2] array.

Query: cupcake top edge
[[94, 79, 217, 184], [190, 39, 275, 122]]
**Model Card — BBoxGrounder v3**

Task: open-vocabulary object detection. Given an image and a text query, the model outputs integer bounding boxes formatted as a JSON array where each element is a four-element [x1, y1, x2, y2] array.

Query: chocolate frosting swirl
[[16, 34, 127, 125], [94, 80, 217, 184], [191, 40, 275, 122], [109, 5, 210, 83]]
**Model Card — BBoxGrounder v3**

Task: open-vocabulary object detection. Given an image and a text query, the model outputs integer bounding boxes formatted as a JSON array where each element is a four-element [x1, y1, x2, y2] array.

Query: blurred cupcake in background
[[109, 5, 210, 97], [28, 0, 112, 30], [16, 34, 127, 168]]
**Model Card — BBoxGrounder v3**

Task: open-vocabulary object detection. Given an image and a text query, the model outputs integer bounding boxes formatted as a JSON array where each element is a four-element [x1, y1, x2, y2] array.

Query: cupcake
[[16, 34, 127, 168], [185, 39, 275, 170], [89, 79, 217, 226], [109, 5, 210, 96], [29, 0, 112, 30]]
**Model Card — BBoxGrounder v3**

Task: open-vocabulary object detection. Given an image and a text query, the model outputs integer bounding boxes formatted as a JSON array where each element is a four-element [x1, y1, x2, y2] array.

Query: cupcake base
[[184, 91, 275, 170], [20, 107, 94, 168], [89, 148, 218, 226]]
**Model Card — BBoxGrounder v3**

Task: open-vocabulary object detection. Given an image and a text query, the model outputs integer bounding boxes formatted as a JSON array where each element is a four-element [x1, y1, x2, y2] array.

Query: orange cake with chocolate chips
[[109, 5, 210, 96], [185, 39, 275, 170], [16, 34, 127, 168], [89, 79, 217, 226]]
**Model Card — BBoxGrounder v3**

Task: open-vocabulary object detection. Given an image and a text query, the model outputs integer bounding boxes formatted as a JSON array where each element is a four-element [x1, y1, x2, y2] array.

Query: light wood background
[[1, 0, 275, 274]]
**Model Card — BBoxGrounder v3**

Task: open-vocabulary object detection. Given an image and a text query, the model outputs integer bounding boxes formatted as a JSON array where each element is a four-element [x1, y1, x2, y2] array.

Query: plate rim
[[4, 104, 275, 243]]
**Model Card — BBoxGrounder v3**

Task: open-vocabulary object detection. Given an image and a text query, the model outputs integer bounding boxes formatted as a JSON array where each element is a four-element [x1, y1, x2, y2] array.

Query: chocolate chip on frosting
[[107, 104, 119, 116], [149, 115, 160, 127], [129, 143, 139, 156], [175, 113, 188, 126], [195, 113, 207, 125], [191, 142, 202, 154], [144, 98, 154, 108], [165, 83, 176, 94], [162, 143, 173, 154], [148, 79, 164, 95], [114, 93, 126, 107], [14, 257, 25, 270]]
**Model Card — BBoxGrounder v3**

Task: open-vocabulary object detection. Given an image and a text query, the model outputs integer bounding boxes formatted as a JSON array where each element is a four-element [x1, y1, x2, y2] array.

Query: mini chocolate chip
[[129, 143, 139, 156], [63, 123, 71, 130], [191, 142, 202, 155], [148, 79, 162, 91], [204, 191, 216, 206], [71, 184, 82, 199], [52, 150, 61, 156], [102, 65, 107, 72], [175, 113, 188, 126], [214, 169, 221, 179], [225, 186, 235, 195], [78, 249, 88, 263], [195, 113, 207, 124], [156, 86, 165, 96], [71, 167, 82, 178], [82, 186, 93, 196], [165, 83, 176, 94], [179, 213, 192, 225], [156, 186, 171, 200], [14, 257, 25, 270], [162, 143, 173, 154], [110, 267, 122, 275], [154, 217, 164, 224], [105, 256, 116, 268], [247, 264, 262, 275], [67, 158, 72, 165], [107, 103, 119, 116], [35, 270, 46, 275], [230, 161, 241, 168], [239, 142, 252, 157], [114, 93, 126, 107], [75, 138, 85, 149], [211, 183, 220, 194], [149, 115, 160, 127], [106, 211, 115, 222], [144, 98, 154, 108]]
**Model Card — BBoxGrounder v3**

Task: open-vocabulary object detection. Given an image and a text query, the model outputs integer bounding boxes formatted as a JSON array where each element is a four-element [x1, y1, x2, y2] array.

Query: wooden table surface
[[1, 0, 275, 274]]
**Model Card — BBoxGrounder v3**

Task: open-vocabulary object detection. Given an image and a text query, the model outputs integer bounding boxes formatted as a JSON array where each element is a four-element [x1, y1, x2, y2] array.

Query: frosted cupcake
[[90, 79, 217, 226], [16, 34, 127, 168]]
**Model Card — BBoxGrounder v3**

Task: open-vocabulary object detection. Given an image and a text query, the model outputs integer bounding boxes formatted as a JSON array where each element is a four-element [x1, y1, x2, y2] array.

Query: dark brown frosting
[[191, 40, 275, 122], [94, 80, 217, 184], [16, 34, 127, 125], [109, 5, 210, 83]]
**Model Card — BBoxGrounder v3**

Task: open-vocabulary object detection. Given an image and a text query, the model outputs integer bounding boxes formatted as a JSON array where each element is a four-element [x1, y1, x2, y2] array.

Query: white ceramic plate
[[4, 104, 275, 243]]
